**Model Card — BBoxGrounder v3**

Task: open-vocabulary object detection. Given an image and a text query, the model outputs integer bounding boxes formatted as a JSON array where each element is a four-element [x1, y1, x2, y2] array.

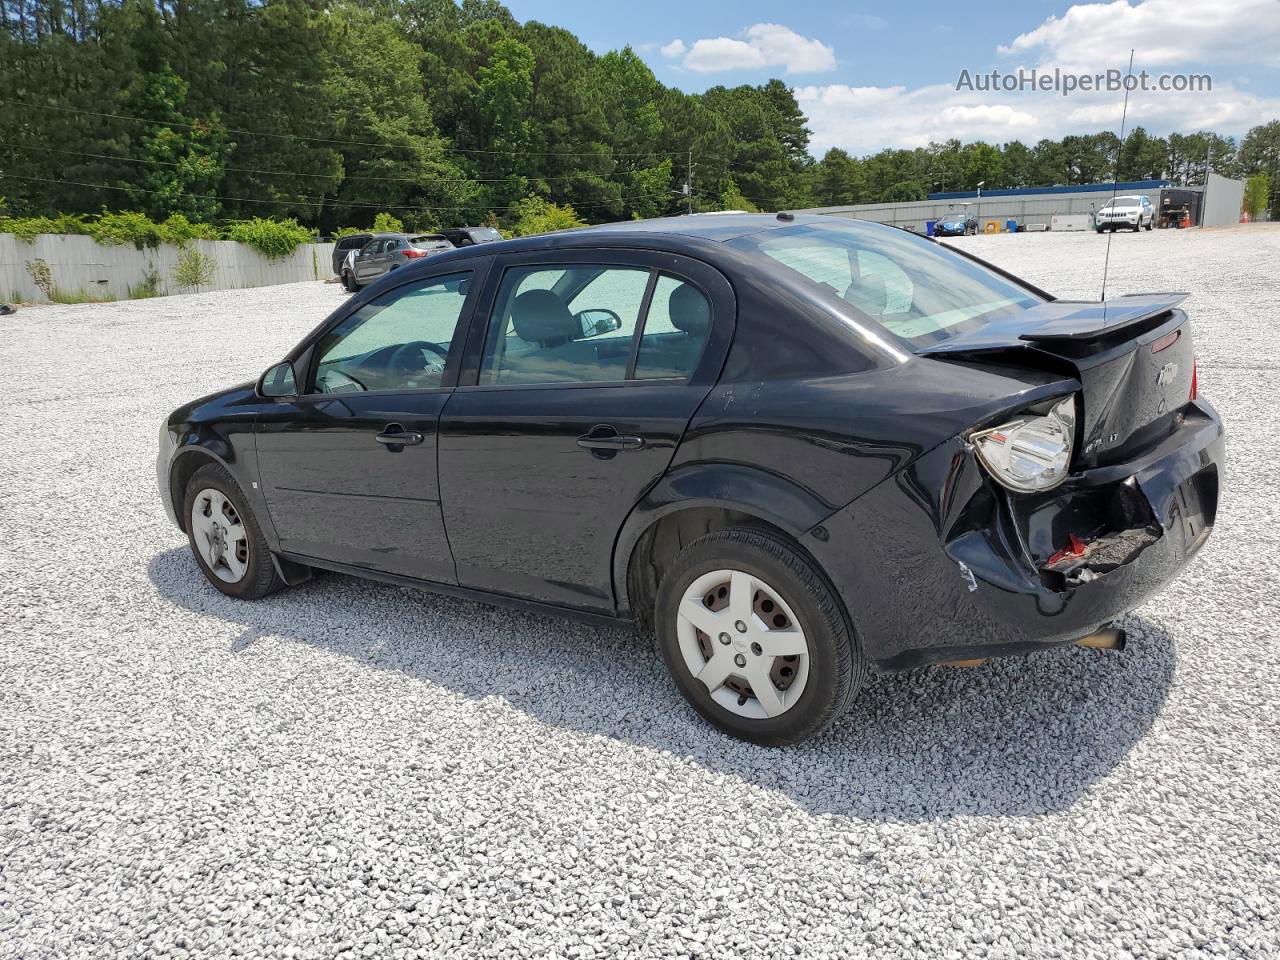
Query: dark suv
[[440, 226, 503, 247], [340, 233, 455, 291]]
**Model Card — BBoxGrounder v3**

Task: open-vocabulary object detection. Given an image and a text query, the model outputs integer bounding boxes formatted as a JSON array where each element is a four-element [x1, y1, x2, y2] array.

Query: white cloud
[[659, 38, 686, 59], [680, 23, 836, 75], [791, 0, 1279, 157], [999, 0, 1280, 69], [795, 79, 1280, 156]]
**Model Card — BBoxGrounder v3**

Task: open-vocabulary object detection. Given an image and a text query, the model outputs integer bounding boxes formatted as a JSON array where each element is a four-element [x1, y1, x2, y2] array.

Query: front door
[[256, 268, 481, 582], [439, 253, 732, 611]]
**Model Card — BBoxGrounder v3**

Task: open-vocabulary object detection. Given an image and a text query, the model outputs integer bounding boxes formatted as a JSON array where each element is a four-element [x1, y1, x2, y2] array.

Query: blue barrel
[[1005, 218, 1017, 233], [925, 220, 936, 237]]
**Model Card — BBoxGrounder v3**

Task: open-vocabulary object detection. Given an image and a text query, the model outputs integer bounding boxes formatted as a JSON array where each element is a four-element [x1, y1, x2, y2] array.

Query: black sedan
[[157, 214, 1223, 745]]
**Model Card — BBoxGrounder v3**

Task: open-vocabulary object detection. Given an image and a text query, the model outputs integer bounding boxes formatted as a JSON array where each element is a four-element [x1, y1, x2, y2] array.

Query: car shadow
[[147, 547, 1176, 822]]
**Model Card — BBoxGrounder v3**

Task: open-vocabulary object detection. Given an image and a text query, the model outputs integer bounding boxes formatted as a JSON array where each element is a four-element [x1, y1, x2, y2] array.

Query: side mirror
[[576, 309, 622, 339], [258, 360, 298, 398]]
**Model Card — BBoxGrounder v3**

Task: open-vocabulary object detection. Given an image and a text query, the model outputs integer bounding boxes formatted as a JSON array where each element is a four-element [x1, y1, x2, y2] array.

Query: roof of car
[[575, 212, 835, 242], [379, 213, 897, 277]]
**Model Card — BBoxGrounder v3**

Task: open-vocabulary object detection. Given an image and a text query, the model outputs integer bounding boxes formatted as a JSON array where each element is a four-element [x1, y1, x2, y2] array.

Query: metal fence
[[1, 234, 337, 303]]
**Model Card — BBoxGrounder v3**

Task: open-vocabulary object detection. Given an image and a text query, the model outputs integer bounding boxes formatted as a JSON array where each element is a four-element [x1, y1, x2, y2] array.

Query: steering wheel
[[388, 340, 449, 378]]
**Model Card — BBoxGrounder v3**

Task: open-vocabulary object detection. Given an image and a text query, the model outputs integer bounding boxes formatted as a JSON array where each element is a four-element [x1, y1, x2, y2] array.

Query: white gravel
[[2, 225, 1279, 959]]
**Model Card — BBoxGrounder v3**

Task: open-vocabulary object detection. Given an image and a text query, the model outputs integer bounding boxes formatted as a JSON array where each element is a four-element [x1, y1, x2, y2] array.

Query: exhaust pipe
[[1076, 627, 1127, 651]]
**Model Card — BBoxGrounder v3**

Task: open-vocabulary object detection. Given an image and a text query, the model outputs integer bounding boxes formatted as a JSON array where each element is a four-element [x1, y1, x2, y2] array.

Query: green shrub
[[1, 214, 90, 243], [161, 213, 221, 245], [509, 197, 584, 237], [90, 210, 168, 249], [172, 245, 217, 291], [225, 217, 315, 260], [332, 226, 366, 239], [371, 212, 404, 234]]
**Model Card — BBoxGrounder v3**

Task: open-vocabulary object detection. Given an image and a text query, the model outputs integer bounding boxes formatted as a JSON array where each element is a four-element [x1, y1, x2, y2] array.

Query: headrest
[[511, 289, 577, 345], [668, 283, 710, 336], [844, 273, 888, 317]]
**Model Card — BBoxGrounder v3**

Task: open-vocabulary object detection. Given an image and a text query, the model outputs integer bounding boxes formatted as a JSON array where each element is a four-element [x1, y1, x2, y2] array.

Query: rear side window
[[729, 220, 1041, 347], [479, 265, 711, 385]]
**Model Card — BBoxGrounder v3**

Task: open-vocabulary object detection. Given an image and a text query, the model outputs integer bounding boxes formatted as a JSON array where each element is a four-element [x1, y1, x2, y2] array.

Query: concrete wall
[[0, 234, 336, 303], [1201, 173, 1245, 228], [800, 178, 1246, 233], [798, 191, 1142, 232]]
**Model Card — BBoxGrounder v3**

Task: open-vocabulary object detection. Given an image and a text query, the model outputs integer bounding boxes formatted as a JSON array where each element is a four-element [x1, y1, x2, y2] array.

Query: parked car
[[1096, 195, 1155, 232], [934, 211, 978, 236], [341, 233, 455, 291], [331, 232, 373, 278], [158, 213, 1222, 745], [440, 226, 503, 247]]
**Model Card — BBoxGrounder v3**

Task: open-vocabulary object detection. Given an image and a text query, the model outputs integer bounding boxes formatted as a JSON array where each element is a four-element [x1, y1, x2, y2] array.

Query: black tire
[[1145, 219, 1153, 231], [183, 462, 285, 600], [1133, 220, 1141, 232], [342, 271, 360, 293], [654, 527, 864, 746]]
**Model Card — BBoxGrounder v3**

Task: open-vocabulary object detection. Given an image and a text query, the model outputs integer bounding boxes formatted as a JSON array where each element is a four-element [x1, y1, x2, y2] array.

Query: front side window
[[728, 220, 1041, 347], [479, 265, 711, 385], [313, 272, 470, 393]]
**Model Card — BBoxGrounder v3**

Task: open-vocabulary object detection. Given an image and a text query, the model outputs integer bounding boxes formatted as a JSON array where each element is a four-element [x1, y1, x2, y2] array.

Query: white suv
[[1095, 195, 1154, 232]]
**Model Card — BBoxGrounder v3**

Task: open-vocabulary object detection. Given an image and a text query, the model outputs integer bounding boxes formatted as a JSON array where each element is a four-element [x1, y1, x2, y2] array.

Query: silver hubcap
[[190, 488, 249, 583], [676, 569, 811, 719]]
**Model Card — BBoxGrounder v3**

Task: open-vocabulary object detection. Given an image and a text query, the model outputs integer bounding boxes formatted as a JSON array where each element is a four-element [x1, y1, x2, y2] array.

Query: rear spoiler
[[920, 293, 1188, 356], [1017, 293, 1188, 342]]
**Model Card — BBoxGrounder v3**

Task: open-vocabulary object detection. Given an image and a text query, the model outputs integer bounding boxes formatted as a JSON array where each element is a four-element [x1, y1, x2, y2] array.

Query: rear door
[[256, 263, 489, 582], [438, 249, 734, 612]]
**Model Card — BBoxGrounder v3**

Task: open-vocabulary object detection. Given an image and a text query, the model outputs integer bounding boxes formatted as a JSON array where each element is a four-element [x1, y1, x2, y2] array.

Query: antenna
[[1100, 49, 1136, 305]]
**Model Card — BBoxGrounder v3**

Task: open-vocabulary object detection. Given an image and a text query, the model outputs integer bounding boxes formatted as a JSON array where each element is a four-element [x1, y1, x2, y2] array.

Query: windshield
[[727, 220, 1043, 348], [943, 212, 968, 221], [1102, 196, 1140, 209]]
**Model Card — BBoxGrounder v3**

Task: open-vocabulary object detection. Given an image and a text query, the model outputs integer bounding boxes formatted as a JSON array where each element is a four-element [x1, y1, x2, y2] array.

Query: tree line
[[2, 0, 1279, 234]]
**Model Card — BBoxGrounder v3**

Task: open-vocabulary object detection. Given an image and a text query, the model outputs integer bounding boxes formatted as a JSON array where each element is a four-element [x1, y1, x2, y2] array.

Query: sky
[[503, 0, 1280, 156]]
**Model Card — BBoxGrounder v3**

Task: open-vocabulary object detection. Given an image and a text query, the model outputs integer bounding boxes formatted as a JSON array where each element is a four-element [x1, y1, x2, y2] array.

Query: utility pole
[[687, 149, 694, 215]]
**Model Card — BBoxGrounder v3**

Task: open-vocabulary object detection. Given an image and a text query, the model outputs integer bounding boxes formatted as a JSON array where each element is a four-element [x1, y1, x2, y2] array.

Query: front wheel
[[342, 271, 360, 293], [1145, 219, 1153, 231], [184, 462, 285, 600], [655, 528, 864, 745]]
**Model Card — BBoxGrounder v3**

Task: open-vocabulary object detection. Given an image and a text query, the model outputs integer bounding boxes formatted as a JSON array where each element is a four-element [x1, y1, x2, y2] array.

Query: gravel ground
[[2, 224, 1278, 959]]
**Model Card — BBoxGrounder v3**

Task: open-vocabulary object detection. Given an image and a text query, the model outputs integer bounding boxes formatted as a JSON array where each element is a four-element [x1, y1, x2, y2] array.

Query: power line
[[4, 142, 627, 185], [0, 173, 677, 214], [0, 98, 683, 160]]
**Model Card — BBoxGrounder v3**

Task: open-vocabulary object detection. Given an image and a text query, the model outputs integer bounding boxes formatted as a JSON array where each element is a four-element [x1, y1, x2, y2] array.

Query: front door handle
[[376, 424, 424, 450], [576, 425, 645, 454]]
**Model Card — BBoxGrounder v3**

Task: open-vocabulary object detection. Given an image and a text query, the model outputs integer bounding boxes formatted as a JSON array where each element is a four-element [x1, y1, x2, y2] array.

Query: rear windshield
[[728, 220, 1042, 348], [411, 235, 453, 249]]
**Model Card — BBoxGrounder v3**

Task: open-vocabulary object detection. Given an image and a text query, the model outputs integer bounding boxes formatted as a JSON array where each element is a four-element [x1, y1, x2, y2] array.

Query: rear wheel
[[1145, 218, 1153, 231], [184, 463, 284, 600], [655, 528, 863, 745]]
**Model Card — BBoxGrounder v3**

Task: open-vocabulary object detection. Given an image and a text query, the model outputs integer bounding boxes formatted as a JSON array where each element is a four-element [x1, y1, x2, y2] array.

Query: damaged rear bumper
[[802, 399, 1224, 671]]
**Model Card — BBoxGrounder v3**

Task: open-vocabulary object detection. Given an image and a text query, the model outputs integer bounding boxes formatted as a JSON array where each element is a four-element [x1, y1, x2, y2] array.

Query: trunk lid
[[923, 294, 1197, 468]]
